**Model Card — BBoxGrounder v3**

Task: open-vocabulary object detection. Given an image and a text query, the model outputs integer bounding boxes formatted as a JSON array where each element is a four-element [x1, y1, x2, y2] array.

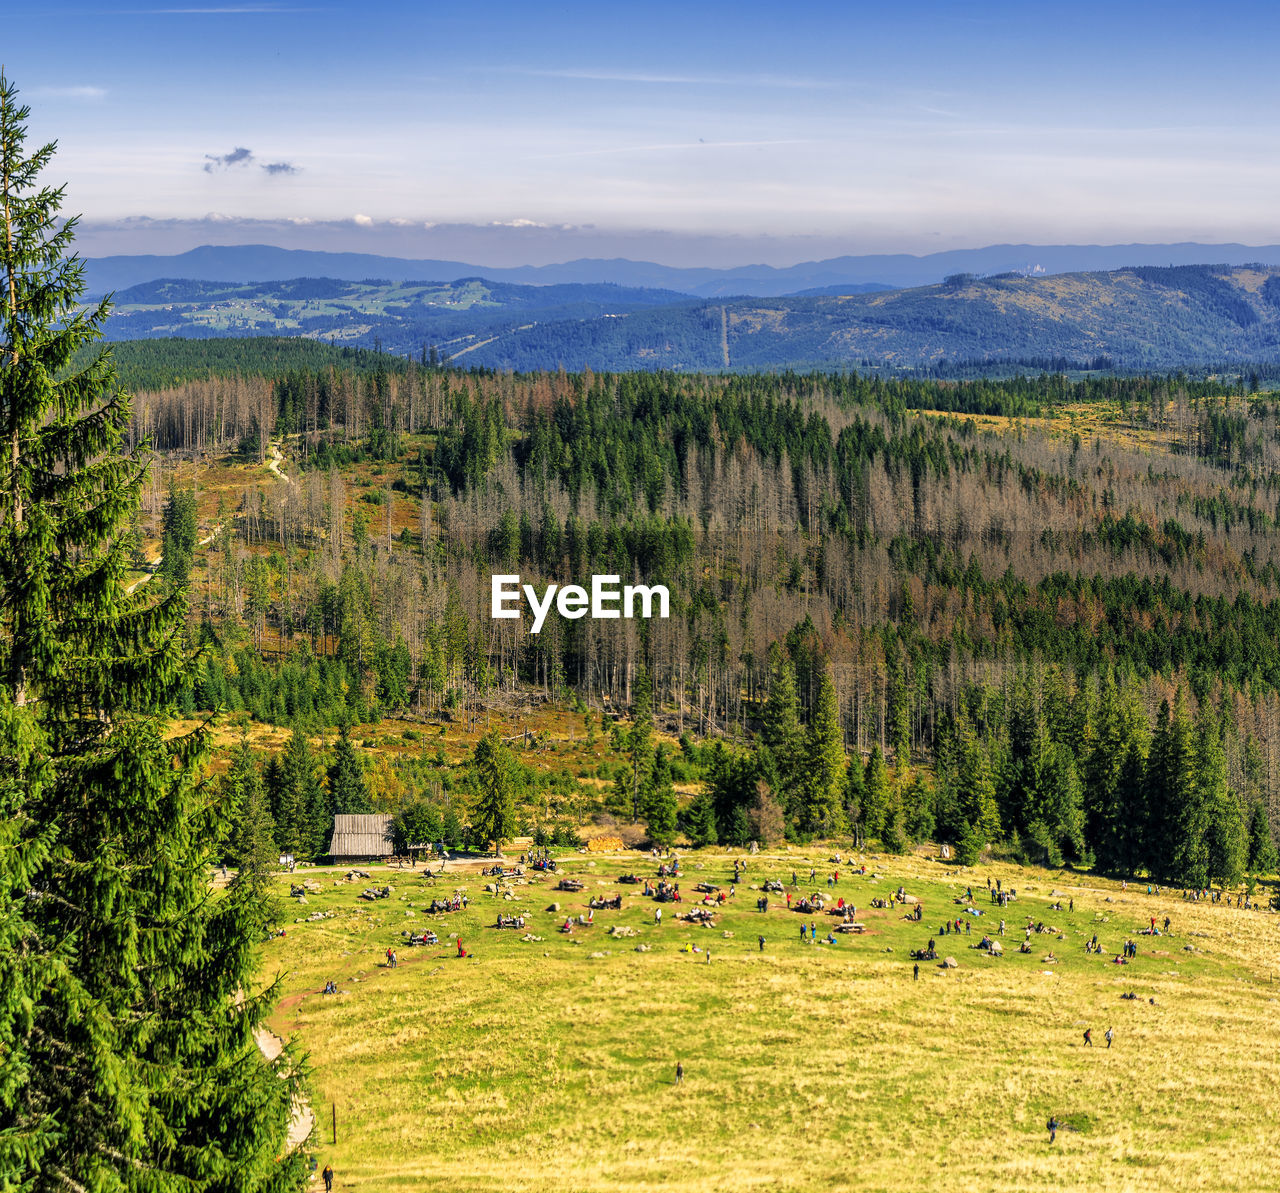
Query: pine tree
[[953, 715, 1000, 864], [684, 790, 719, 848], [472, 729, 515, 854], [759, 642, 803, 818], [643, 742, 678, 847], [158, 480, 198, 590], [223, 737, 278, 889], [1148, 692, 1209, 886], [1247, 801, 1277, 875], [0, 702, 60, 1179], [0, 73, 305, 1191], [862, 744, 891, 842], [1199, 715, 1245, 887], [277, 727, 326, 859], [799, 668, 847, 835], [327, 721, 372, 816], [843, 750, 866, 844]]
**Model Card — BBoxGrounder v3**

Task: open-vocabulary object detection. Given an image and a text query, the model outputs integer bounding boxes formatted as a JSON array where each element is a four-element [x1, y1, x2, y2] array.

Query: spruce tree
[[223, 738, 278, 889], [327, 721, 372, 815], [275, 727, 326, 859], [643, 742, 678, 847], [953, 716, 1001, 865], [862, 743, 891, 842], [472, 729, 516, 854], [0, 73, 305, 1191], [1247, 801, 1277, 876], [759, 642, 803, 818], [1148, 692, 1209, 886], [799, 668, 847, 835]]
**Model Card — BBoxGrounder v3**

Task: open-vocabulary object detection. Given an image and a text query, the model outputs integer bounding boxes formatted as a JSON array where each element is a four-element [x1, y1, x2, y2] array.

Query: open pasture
[[263, 851, 1280, 1192]]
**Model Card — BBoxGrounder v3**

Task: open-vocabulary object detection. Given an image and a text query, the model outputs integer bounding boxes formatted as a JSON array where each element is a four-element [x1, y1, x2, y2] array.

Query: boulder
[[941, 956, 958, 969]]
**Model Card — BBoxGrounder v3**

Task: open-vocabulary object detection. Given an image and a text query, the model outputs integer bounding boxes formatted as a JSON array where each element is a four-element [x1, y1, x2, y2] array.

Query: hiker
[[1083, 1028, 1093, 1047], [1105, 1026, 1114, 1048], [675, 1061, 684, 1085], [913, 962, 919, 980], [323, 1164, 334, 1192], [1047, 1116, 1058, 1144], [456, 937, 467, 958], [759, 935, 766, 951], [655, 908, 662, 926], [1069, 898, 1074, 913]]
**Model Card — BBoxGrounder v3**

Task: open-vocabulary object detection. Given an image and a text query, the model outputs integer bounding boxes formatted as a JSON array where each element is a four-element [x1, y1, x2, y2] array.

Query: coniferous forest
[[107, 343, 1280, 889]]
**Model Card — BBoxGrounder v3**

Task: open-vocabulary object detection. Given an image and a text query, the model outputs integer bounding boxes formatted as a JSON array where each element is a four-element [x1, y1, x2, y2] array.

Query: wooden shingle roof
[[328, 813, 393, 857]]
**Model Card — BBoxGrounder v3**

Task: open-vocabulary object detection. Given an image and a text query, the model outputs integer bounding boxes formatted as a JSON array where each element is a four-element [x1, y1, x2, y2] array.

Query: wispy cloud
[[203, 147, 299, 175], [204, 146, 254, 172]]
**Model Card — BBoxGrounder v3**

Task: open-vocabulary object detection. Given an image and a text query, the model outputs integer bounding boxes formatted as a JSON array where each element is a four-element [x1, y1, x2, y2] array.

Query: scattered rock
[[548, 902, 560, 913], [634, 944, 652, 952], [941, 956, 958, 969]]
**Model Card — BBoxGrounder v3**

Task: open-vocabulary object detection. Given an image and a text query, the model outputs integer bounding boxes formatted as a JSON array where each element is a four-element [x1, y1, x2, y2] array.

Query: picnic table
[[835, 922, 867, 933]]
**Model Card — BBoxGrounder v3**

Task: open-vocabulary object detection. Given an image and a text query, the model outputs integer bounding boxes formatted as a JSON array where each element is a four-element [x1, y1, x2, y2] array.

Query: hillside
[[460, 265, 1280, 372], [99, 265, 1280, 374], [96, 275, 700, 360]]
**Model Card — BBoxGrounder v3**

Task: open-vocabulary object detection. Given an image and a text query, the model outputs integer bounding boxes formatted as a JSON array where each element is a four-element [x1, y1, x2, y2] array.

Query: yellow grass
[[260, 850, 1280, 1192]]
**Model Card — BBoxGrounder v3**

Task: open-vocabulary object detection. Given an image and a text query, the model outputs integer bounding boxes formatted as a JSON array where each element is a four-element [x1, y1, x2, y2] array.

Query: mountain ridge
[[82, 240, 1280, 301]]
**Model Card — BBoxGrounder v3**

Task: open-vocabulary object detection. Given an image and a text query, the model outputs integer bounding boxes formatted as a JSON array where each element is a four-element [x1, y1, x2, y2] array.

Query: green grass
[[261, 851, 1280, 1192]]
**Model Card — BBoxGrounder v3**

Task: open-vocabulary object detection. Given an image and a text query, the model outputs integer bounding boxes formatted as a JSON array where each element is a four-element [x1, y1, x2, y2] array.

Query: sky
[[9, 0, 1280, 266]]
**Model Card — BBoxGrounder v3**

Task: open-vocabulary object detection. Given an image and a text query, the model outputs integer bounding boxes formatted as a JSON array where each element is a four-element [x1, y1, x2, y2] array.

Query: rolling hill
[[97, 263, 1280, 373]]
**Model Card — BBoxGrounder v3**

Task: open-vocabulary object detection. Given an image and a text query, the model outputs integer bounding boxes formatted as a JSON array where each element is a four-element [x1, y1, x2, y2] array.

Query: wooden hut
[[328, 813, 394, 862]]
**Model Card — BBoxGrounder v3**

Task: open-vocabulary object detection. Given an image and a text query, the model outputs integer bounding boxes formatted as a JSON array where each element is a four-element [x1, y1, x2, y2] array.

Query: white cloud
[[352, 214, 374, 227]]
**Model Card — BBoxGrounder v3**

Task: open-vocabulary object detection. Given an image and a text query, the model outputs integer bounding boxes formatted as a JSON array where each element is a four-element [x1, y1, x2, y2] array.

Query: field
[[261, 849, 1280, 1193]]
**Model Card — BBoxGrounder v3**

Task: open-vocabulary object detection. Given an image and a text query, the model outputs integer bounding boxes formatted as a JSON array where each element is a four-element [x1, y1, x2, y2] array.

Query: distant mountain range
[[82, 240, 1280, 300], [95, 263, 1280, 373]]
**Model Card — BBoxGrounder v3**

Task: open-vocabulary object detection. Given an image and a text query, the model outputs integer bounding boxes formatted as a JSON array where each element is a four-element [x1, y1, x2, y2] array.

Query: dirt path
[[267, 440, 287, 481], [125, 523, 223, 595]]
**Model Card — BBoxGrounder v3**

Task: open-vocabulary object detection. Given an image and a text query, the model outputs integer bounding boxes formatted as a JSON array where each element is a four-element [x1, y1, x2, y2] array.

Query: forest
[[107, 348, 1280, 890]]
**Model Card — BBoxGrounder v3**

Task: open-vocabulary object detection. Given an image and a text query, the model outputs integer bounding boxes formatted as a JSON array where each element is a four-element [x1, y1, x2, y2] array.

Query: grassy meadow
[[261, 849, 1280, 1193]]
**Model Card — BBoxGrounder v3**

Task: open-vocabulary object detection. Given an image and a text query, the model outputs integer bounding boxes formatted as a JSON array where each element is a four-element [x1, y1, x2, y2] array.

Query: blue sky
[[10, 0, 1280, 264]]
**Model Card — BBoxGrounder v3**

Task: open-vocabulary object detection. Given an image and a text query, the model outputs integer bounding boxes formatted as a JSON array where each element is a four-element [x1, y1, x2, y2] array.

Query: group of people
[[426, 894, 467, 914]]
